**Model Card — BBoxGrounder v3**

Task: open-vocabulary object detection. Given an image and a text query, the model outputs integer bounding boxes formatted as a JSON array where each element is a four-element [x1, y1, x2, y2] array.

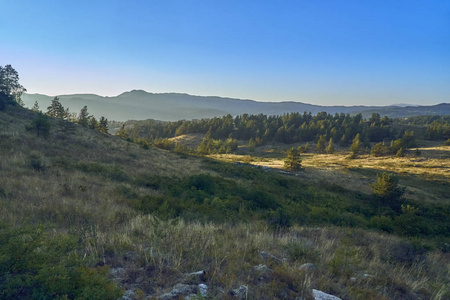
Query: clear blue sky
[[2, 0, 449, 105]]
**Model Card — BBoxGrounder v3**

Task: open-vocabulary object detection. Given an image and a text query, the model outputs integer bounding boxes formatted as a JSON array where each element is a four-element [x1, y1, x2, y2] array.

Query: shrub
[[371, 142, 388, 157], [284, 147, 302, 171], [0, 223, 123, 299], [27, 155, 47, 172], [370, 173, 405, 209], [369, 215, 393, 232]]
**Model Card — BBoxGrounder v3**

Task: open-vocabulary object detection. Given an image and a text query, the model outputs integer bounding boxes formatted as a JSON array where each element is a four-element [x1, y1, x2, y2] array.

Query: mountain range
[[22, 90, 450, 122]]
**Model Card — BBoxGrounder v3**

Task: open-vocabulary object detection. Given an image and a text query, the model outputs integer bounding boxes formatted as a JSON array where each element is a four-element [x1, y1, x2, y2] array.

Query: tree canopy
[[0, 65, 26, 109]]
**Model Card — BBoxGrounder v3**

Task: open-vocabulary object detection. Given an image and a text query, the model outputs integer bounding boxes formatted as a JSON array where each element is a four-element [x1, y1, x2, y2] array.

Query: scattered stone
[[260, 251, 282, 263], [124, 251, 139, 262], [363, 273, 374, 279], [299, 263, 318, 272], [253, 264, 269, 272], [109, 267, 126, 283], [312, 289, 341, 300], [136, 276, 144, 284], [122, 289, 135, 300], [159, 283, 197, 300], [198, 284, 208, 298], [230, 285, 248, 299], [184, 270, 206, 283]]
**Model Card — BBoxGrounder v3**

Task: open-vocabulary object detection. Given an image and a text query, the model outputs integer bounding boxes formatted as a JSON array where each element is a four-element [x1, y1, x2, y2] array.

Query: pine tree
[[316, 135, 327, 153], [32, 101, 40, 112], [371, 142, 387, 157], [89, 116, 98, 130], [30, 113, 51, 137], [326, 138, 335, 154], [77, 106, 90, 127], [396, 147, 405, 157], [98, 116, 108, 133], [370, 172, 405, 208], [47, 97, 66, 119], [349, 133, 361, 158], [284, 147, 302, 171], [116, 124, 130, 140]]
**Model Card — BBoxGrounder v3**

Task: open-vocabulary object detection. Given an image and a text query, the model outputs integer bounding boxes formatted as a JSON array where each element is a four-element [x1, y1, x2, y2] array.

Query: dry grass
[[1, 107, 449, 299], [168, 133, 204, 148], [209, 145, 450, 204]]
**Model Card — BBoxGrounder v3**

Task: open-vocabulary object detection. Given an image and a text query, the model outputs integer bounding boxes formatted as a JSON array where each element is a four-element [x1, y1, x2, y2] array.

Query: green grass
[[0, 105, 449, 299]]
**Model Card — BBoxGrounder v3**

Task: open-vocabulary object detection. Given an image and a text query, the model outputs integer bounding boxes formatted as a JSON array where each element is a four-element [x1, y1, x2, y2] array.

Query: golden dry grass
[[1, 108, 449, 299], [209, 145, 450, 204]]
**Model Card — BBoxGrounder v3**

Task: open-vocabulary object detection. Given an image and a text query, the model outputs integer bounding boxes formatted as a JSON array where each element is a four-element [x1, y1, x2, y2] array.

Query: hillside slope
[[0, 104, 449, 299]]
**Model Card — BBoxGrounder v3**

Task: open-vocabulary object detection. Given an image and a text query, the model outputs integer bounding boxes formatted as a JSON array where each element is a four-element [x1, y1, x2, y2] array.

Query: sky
[[1, 0, 449, 106]]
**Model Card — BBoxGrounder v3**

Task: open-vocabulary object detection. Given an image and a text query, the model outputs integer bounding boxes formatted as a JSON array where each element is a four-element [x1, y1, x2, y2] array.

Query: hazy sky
[[2, 0, 449, 106]]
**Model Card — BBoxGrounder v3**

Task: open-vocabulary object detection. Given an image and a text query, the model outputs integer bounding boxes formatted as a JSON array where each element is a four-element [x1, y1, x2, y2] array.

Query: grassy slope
[[1, 106, 449, 299]]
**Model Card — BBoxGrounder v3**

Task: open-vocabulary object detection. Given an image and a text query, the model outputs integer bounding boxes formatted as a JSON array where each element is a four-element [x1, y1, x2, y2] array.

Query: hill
[[22, 90, 450, 122], [0, 103, 449, 299]]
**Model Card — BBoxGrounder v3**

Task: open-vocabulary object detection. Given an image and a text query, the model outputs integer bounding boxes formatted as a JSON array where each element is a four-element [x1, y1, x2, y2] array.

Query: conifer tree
[[77, 106, 90, 127], [116, 124, 130, 140], [316, 135, 327, 153], [89, 116, 98, 130], [284, 147, 302, 171], [32, 101, 40, 112], [30, 112, 51, 137], [349, 133, 361, 158], [0, 64, 26, 107], [98, 116, 108, 133], [326, 138, 335, 154], [47, 97, 67, 119], [371, 172, 405, 208]]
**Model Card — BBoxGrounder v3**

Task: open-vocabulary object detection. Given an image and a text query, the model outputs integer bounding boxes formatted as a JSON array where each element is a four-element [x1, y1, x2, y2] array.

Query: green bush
[[27, 155, 47, 172], [369, 215, 394, 232], [0, 223, 123, 300]]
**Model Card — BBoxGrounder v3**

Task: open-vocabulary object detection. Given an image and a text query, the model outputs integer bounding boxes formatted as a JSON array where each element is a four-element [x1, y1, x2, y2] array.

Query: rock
[[230, 285, 248, 299], [260, 251, 282, 263], [253, 264, 269, 272], [312, 289, 341, 300], [109, 267, 126, 283], [198, 284, 208, 298], [109, 267, 125, 277], [124, 251, 139, 262], [184, 270, 206, 283], [122, 289, 135, 300], [159, 283, 197, 300], [299, 263, 318, 272]]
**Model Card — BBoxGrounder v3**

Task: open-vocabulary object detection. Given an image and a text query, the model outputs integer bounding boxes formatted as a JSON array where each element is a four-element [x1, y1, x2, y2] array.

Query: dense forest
[[120, 112, 450, 155]]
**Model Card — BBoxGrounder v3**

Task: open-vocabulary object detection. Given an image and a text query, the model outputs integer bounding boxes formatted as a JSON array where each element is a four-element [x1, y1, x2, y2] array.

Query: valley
[[1, 98, 449, 299]]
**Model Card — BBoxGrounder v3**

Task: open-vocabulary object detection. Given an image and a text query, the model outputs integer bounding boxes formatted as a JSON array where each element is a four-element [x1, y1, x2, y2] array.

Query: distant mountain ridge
[[22, 90, 450, 122]]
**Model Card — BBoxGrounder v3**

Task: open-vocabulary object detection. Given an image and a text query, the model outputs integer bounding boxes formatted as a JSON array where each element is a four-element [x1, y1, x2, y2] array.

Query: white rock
[[198, 284, 208, 297], [312, 289, 341, 300]]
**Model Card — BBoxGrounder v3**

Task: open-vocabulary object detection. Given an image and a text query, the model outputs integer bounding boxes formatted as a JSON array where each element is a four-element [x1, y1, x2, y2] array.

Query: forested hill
[[22, 90, 450, 121]]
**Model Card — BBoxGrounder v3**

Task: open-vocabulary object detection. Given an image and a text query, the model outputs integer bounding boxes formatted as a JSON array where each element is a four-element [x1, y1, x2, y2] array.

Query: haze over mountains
[[22, 90, 450, 122]]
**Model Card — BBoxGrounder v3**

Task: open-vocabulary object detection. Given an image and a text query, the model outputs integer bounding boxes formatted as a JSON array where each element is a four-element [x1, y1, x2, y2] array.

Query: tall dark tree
[[47, 97, 66, 119], [316, 135, 327, 153], [30, 113, 51, 137], [77, 106, 90, 127], [326, 138, 335, 154], [0, 65, 26, 109], [349, 133, 361, 157], [98, 116, 108, 133], [32, 101, 40, 112], [284, 147, 302, 171], [370, 172, 405, 209], [89, 116, 99, 130]]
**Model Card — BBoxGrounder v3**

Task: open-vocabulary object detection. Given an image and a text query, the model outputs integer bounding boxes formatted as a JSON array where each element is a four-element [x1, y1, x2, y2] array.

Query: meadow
[[0, 104, 449, 299]]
